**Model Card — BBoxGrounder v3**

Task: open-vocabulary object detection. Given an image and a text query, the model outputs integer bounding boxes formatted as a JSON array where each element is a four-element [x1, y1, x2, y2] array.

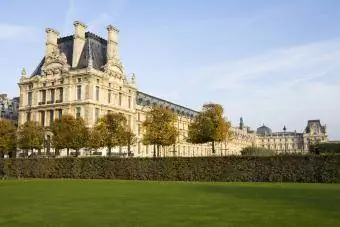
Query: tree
[[0, 119, 17, 158], [51, 114, 88, 157], [120, 128, 137, 157], [142, 107, 178, 157], [88, 126, 104, 156], [93, 113, 127, 156], [187, 103, 228, 154], [17, 121, 44, 157]]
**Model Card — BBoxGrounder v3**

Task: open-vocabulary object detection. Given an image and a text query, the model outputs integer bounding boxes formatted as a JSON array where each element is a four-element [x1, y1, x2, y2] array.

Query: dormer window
[[43, 83, 46, 87], [77, 78, 81, 83]]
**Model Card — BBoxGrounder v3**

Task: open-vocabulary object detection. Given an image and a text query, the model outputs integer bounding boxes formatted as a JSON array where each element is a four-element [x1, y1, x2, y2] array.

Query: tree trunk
[[153, 144, 156, 157], [212, 141, 215, 155], [31, 148, 34, 157], [127, 143, 131, 157], [67, 148, 70, 157], [38, 149, 41, 156], [75, 149, 79, 157], [108, 147, 111, 156], [0, 151, 4, 159], [157, 145, 160, 157]]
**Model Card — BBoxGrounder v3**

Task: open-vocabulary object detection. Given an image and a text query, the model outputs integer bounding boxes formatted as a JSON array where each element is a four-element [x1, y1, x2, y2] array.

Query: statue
[[131, 73, 136, 83], [21, 68, 27, 76]]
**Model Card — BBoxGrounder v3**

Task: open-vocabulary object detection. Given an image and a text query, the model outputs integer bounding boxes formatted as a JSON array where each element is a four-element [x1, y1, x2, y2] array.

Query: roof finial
[[88, 40, 93, 68]]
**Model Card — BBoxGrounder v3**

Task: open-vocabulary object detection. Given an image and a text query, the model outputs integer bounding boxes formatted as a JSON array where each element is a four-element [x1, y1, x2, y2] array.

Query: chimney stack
[[45, 28, 59, 57], [106, 25, 119, 61], [72, 21, 87, 68]]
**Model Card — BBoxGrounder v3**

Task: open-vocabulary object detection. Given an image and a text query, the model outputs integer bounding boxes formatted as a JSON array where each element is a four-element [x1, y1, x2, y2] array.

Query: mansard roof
[[136, 91, 199, 118], [32, 32, 108, 76]]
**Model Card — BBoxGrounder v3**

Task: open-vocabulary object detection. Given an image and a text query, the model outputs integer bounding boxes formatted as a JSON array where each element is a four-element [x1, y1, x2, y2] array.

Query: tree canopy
[[94, 113, 128, 156], [142, 107, 178, 157], [17, 121, 44, 156], [0, 119, 17, 158], [187, 103, 229, 154], [51, 114, 88, 156]]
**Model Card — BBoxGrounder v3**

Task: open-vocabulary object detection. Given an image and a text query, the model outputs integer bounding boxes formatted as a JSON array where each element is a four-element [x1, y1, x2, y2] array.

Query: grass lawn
[[0, 180, 339, 227]]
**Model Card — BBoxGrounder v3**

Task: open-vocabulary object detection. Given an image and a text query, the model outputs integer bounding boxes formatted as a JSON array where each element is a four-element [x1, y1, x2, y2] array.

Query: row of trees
[[0, 103, 232, 158], [0, 113, 136, 158]]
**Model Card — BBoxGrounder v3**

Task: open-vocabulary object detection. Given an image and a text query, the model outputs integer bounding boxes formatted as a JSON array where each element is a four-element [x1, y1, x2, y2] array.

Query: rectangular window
[[26, 112, 31, 122], [76, 107, 81, 118], [95, 108, 99, 122], [49, 110, 54, 125], [27, 92, 32, 106], [108, 90, 111, 103], [128, 115, 131, 127], [77, 85, 81, 100], [59, 88, 63, 102], [42, 90, 46, 103], [57, 109, 62, 119], [137, 112, 140, 121], [51, 89, 55, 103], [128, 96, 131, 109], [96, 86, 100, 101], [118, 93, 122, 106], [138, 124, 141, 135], [41, 111, 45, 126]]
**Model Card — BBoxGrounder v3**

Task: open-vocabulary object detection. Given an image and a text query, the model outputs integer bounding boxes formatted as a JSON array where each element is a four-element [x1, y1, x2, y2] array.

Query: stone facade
[[0, 93, 19, 123], [17, 22, 327, 157], [255, 120, 328, 153]]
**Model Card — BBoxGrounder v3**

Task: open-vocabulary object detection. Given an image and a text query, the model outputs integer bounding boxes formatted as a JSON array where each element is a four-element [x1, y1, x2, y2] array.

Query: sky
[[0, 0, 339, 139]]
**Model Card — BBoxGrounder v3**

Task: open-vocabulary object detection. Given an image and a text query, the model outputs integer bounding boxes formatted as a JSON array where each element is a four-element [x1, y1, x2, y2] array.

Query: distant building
[[256, 120, 328, 153], [0, 93, 19, 124], [16, 21, 328, 157]]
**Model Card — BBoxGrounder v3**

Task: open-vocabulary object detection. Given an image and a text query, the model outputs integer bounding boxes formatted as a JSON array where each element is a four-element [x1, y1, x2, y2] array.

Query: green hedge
[[1, 156, 340, 183]]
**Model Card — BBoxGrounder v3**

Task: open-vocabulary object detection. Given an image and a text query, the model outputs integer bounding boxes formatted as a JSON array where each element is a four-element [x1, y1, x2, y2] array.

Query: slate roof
[[32, 32, 107, 76], [31, 31, 198, 118], [136, 91, 199, 118]]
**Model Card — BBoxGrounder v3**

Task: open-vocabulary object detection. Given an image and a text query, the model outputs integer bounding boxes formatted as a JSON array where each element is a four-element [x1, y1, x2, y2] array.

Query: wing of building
[[17, 21, 327, 157]]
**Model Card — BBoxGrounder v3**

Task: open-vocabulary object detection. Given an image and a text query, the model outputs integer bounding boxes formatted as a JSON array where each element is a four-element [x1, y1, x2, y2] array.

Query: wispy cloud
[[0, 24, 37, 42], [195, 38, 340, 92], [186, 38, 340, 138]]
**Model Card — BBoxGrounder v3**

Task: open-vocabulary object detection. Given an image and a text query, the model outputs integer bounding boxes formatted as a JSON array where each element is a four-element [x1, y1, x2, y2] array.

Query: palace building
[[17, 22, 327, 156]]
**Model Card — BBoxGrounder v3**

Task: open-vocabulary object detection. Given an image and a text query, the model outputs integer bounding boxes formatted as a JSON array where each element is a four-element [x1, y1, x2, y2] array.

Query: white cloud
[[187, 39, 340, 139], [0, 24, 37, 41]]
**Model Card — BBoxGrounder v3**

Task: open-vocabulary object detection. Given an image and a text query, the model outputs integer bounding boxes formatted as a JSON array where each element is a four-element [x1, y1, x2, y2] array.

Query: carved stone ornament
[[103, 57, 124, 74], [41, 48, 70, 76]]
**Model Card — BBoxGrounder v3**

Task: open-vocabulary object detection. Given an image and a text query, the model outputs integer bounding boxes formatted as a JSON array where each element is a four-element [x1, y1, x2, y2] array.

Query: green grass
[[0, 180, 339, 227]]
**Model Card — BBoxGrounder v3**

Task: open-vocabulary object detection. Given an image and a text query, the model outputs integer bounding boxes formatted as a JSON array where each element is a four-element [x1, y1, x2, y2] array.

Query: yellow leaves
[[0, 119, 16, 154], [142, 107, 178, 147], [18, 121, 44, 151], [188, 103, 232, 152]]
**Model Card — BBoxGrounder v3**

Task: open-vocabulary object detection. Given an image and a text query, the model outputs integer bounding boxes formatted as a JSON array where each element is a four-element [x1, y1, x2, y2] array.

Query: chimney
[[45, 28, 59, 57], [72, 21, 87, 68], [106, 25, 119, 61]]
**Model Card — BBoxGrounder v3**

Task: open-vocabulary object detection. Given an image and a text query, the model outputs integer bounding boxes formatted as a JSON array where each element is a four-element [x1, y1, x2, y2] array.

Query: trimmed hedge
[[1, 156, 339, 183]]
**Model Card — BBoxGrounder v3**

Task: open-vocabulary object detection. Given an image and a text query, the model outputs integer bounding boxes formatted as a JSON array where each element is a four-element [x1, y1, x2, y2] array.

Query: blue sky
[[1, 0, 340, 139]]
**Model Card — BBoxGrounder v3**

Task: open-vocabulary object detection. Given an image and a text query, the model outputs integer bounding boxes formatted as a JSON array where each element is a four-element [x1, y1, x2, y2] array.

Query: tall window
[[118, 93, 122, 106], [77, 85, 81, 100], [95, 108, 99, 122], [108, 90, 111, 103], [40, 111, 45, 126], [49, 110, 54, 125], [137, 112, 140, 121], [26, 112, 31, 122], [57, 109, 62, 119], [42, 90, 46, 103], [137, 124, 141, 135], [76, 107, 81, 118], [96, 86, 100, 101], [59, 88, 63, 102], [27, 92, 32, 106], [51, 89, 55, 103], [128, 96, 131, 109]]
